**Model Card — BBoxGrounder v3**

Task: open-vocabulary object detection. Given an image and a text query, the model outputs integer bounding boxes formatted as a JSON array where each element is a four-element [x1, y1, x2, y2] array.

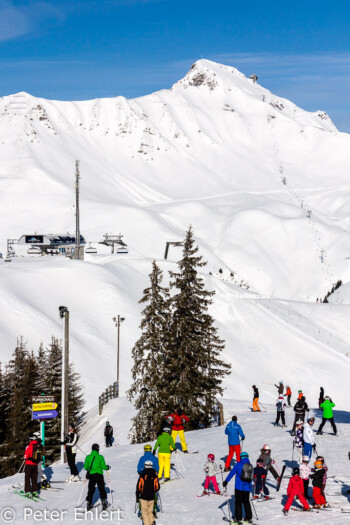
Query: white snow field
[[1, 398, 350, 524]]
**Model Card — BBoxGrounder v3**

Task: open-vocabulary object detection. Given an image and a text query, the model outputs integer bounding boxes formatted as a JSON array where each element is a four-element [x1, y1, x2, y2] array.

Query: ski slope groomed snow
[[1, 397, 350, 524]]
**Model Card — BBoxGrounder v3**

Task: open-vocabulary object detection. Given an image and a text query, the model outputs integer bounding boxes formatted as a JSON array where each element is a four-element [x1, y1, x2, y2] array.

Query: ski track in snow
[[1, 399, 349, 524]]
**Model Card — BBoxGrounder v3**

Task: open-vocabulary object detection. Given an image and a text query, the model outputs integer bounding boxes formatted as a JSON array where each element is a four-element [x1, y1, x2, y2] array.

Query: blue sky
[[1, 0, 350, 131]]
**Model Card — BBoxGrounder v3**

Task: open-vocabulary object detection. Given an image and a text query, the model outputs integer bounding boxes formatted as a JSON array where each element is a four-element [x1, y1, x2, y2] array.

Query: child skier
[[283, 466, 310, 515], [316, 455, 328, 500], [253, 458, 270, 499], [259, 444, 279, 482], [293, 419, 304, 464], [275, 396, 287, 427], [310, 459, 327, 508], [136, 460, 160, 525], [299, 456, 312, 499], [201, 454, 221, 495]]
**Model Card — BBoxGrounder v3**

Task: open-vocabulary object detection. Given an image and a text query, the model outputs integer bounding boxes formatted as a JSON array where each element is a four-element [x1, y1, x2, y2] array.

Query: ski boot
[[263, 496, 271, 500], [101, 499, 108, 511], [32, 491, 39, 499], [303, 508, 310, 512], [163, 477, 170, 483], [283, 509, 288, 516], [183, 450, 188, 454], [224, 466, 232, 472], [87, 502, 93, 511], [215, 490, 222, 495], [201, 490, 208, 496]]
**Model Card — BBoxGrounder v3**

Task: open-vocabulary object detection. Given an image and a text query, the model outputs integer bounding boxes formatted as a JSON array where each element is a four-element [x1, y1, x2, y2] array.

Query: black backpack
[[277, 400, 283, 411], [240, 463, 254, 482]]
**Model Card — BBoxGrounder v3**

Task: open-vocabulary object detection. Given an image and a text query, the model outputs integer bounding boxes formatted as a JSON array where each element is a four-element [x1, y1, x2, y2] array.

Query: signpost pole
[[59, 307, 69, 464], [41, 420, 45, 469]]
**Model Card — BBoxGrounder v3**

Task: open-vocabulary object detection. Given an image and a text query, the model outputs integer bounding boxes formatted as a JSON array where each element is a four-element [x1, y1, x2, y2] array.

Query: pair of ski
[[197, 491, 228, 498], [13, 490, 46, 502], [12, 483, 63, 492], [223, 517, 256, 524]]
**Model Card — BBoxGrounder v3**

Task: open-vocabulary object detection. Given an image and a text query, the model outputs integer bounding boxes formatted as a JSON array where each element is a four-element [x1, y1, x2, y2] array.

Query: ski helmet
[[256, 458, 263, 465], [252, 385, 256, 388], [314, 460, 323, 470], [207, 454, 215, 462], [241, 452, 249, 458], [280, 380, 283, 384], [307, 417, 315, 424], [232, 415, 237, 421], [262, 444, 270, 451], [177, 408, 183, 416], [292, 467, 300, 476], [163, 427, 171, 433], [325, 396, 330, 400], [298, 390, 302, 393], [302, 455, 309, 462], [144, 444, 152, 452], [92, 443, 100, 451], [33, 432, 40, 438], [316, 455, 324, 463], [29, 434, 37, 441], [106, 421, 110, 425], [144, 460, 153, 469], [296, 419, 304, 426]]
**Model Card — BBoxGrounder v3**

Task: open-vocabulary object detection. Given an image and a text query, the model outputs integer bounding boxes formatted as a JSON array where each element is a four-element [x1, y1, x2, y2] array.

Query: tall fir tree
[[167, 226, 231, 427], [127, 260, 171, 443]]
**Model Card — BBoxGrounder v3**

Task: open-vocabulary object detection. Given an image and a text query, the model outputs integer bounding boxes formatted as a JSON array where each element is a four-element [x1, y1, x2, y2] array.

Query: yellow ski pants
[[172, 430, 187, 452], [158, 453, 171, 479]]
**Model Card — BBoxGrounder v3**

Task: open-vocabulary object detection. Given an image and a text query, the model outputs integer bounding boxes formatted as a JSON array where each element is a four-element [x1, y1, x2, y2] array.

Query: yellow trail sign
[[32, 402, 58, 411]]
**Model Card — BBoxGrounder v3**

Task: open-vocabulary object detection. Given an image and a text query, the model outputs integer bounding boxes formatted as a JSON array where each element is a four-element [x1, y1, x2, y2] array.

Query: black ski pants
[[234, 489, 252, 521], [303, 479, 310, 498], [254, 476, 269, 496], [275, 411, 286, 426], [287, 395, 291, 406], [66, 447, 79, 476], [24, 464, 38, 493], [105, 435, 113, 447], [86, 473, 107, 504], [317, 417, 337, 434]]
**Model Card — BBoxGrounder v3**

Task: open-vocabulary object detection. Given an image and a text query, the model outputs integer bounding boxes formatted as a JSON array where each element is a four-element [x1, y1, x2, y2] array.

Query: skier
[[104, 421, 113, 447], [166, 408, 190, 453], [317, 396, 337, 435], [136, 460, 160, 525], [303, 417, 316, 459], [282, 466, 310, 515], [286, 385, 292, 406], [274, 395, 287, 427], [23, 434, 39, 498], [252, 385, 260, 412], [253, 458, 270, 499], [153, 427, 176, 482], [223, 451, 253, 524], [291, 396, 309, 435], [318, 387, 325, 409], [201, 454, 221, 495], [293, 420, 304, 464], [224, 415, 245, 472], [83, 443, 110, 511], [310, 459, 327, 508], [300, 456, 312, 500], [275, 381, 284, 395], [297, 390, 303, 400], [316, 455, 328, 500], [61, 423, 80, 481], [137, 444, 159, 474], [259, 444, 279, 482], [33, 432, 49, 489]]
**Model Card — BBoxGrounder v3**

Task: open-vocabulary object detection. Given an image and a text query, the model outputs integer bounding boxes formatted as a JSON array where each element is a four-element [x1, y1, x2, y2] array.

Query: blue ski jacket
[[225, 421, 245, 445], [137, 451, 159, 474], [225, 457, 252, 491]]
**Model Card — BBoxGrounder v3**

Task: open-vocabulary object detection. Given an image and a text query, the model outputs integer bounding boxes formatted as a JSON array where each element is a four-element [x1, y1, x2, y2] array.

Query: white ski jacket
[[299, 463, 311, 480], [204, 461, 221, 477], [303, 424, 315, 445]]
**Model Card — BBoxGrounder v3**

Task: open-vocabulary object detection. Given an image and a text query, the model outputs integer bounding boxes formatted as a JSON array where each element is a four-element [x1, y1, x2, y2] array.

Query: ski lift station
[[18, 233, 86, 257]]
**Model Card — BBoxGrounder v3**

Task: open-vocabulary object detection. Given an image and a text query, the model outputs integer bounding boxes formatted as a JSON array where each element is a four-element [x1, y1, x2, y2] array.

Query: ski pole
[[250, 496, 259, 521], [219, 465, 226, 494], [17, 460, 25, 474], [76, 444, 87, 456], [77, 480, 87, 507], [259, 402, 268, 412], [292, 443, 294, 467], [107, 471, 114, 507], [158, 493, 163, 513]]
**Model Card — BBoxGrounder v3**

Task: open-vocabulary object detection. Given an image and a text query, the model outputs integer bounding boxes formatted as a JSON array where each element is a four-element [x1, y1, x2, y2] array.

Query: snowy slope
[[1, 398, 350, 524], [1, 59, 350, 409]]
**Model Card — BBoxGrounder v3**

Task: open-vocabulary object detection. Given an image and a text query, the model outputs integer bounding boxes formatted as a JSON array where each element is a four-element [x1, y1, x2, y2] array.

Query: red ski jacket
[[24, 440, 39, 466], [167, 413, 190, 431], [287, 475, 305, 497]]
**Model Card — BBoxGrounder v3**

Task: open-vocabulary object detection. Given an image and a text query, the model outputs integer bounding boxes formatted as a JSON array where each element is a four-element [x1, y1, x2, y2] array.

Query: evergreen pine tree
[[167, 226, 231, 427], [127, 260, 171, 442]]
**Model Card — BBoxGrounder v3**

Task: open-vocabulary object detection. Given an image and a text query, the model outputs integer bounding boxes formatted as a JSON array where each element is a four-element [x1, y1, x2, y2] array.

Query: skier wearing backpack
[[23, 434, 39, 497], [291, 396, 309, 435], [259, 444, 279, 482], [275, 381, 284, 395], [224, 416, 245, 472], [201, 454, 222, 495], [316, 455, 328, 499], [317, 396, 337, 435], [303, 417, 316, 459], [137, 444, 159, 474], [252, 385, 260, 412], [253, 458, 270, 499], [33, 432, 49, 489], [60, 424, 80, 481], [153, 427, 176, 481], [136, 460, 160, 525], [104, 421, 113, 447], [223, 451, 253, 524], [83, 443, 110, 511], [166, 408, 190, 453], [274, 396, 287, 427], [283, 466, 310, 515]]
